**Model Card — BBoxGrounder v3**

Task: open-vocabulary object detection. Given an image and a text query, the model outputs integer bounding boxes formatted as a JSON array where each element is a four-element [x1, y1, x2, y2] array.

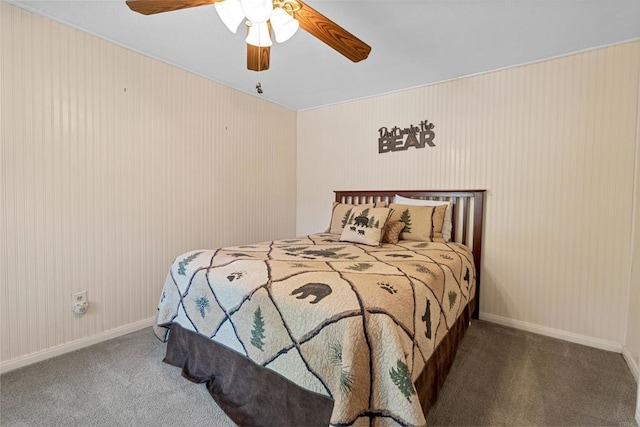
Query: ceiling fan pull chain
[[256, 46, 263, 94]]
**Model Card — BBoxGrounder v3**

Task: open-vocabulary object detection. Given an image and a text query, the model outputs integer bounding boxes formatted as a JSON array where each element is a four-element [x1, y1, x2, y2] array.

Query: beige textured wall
[[1, 2, 297, 370], [297, 41, 640, 350], [632, 135, 640, 417], [625, 67, 640, 378]]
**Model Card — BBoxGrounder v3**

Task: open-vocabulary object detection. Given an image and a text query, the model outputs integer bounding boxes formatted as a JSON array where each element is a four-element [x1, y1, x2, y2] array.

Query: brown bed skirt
[[162, 298, 475, 426]]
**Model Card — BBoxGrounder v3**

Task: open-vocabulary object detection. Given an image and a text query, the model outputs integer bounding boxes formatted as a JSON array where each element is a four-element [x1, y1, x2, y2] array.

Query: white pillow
[[394, 194, 453, 242]]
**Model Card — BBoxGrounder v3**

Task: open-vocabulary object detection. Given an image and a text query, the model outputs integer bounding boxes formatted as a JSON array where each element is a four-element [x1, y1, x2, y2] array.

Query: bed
[[155, 189, 485, 426]]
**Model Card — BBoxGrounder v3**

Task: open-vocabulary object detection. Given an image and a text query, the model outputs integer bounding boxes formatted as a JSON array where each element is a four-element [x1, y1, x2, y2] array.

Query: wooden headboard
[[335, 190, 486, 319]]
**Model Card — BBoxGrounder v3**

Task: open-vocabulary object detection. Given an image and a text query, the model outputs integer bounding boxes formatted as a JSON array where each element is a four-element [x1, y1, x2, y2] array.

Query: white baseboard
[[622, 346, 639, 383], [0, 317, 155, 374], [479, 312, 623, 353]]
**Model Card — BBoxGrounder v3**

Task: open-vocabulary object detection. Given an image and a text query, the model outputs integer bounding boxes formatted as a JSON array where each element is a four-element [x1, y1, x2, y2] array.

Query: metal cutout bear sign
[[378, 120, 435, 153]]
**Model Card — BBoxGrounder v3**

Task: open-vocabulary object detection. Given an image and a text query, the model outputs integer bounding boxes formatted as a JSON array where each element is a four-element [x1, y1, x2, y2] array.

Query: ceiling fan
[[125, 0, 371, 72]]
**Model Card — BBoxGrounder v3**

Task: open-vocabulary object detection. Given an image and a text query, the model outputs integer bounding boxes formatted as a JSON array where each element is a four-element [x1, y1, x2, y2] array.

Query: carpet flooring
[[425, 321, 637, 426], [1, 320, 637, 426]]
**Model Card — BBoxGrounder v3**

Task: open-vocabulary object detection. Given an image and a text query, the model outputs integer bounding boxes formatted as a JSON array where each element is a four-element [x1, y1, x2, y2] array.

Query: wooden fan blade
[[247, 44, 271, 71], [126, 0, 219, 15], [294, 0, 371, 62]]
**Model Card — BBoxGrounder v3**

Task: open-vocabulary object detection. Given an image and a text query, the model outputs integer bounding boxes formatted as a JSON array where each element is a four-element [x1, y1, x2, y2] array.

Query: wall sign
[[378, 120, 435, 153]]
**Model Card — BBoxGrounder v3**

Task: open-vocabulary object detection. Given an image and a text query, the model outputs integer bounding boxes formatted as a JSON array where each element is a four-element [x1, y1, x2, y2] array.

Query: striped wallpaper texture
[[627, 77, 640, 370], [1, 2, 297, 366], [297, 41, 640, 349]]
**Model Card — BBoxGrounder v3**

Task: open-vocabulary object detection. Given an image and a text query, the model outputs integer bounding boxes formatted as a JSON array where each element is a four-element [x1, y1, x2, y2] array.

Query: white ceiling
[[7, 0, 640, 111]]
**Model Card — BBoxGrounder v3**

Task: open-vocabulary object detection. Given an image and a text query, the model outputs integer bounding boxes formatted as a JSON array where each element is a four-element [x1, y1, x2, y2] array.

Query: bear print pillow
[[339, 207, 392, 246]]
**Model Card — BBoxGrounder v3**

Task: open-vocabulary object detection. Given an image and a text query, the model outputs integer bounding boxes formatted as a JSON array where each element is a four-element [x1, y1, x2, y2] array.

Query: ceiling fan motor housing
[[241, 0, 273, 23]]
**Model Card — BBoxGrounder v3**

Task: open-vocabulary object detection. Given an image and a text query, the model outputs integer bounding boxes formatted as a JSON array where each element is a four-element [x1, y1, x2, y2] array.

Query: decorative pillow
[[339, 207, 392, 246], [388, 203, 448, 242], [328, 203, 375, 234], [382, 220, 405, 244], [394, 195, 453, 241]]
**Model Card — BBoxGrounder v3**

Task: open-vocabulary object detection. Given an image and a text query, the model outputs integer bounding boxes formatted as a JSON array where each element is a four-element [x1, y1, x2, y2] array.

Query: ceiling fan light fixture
[[246, 22, 273, 47], [214, 0, 245, 33], [270, 7, 299, 43], [241, 0, 273, 24]]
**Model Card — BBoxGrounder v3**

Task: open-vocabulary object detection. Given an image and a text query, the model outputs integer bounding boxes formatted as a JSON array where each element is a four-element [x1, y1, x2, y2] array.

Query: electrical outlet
[[72, 291, 87, 304], [72, 291, 88, 315]]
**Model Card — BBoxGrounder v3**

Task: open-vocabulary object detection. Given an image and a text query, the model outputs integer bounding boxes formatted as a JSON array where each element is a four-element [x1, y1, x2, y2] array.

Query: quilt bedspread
[[155, 233, 475, 426]]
